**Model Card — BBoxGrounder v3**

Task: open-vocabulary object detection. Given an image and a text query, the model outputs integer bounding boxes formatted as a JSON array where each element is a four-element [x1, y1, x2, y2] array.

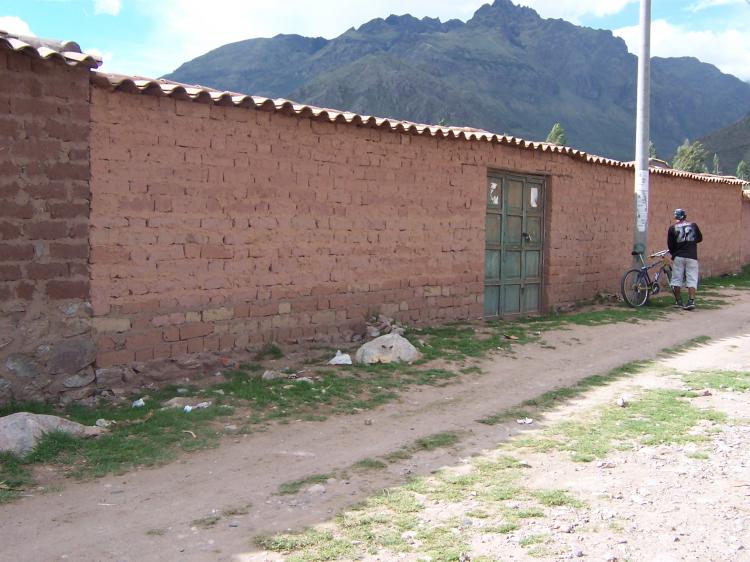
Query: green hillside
[[165, 0, 750, 162], [699, 113, 750, 175]]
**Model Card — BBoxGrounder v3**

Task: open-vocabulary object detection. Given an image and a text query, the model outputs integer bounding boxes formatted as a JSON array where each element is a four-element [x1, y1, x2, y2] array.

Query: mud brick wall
[[0, 50, 94, 403], [88, 87, 744, 367], [743, 195, 750, 266], [88, 90, 485, 366]]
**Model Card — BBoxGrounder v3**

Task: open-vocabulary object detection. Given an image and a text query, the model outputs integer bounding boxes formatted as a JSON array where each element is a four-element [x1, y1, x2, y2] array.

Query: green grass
[[278, 473, 333, 495], [700, 264, 750, 290], [683, 369, 750, 392], [515, 388, 725, 462], [0, 452, 33, 503], [191, 515, 221, 528], [531, 489, 585, 508], [254, 342, 284, 360], [351, 458, 387, 471], [383, 431, 461, 463]]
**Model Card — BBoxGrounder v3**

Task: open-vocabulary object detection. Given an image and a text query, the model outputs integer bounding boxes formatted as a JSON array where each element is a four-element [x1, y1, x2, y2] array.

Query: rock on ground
[[354, 333, 422, 364], [0, 412, 105, 457]]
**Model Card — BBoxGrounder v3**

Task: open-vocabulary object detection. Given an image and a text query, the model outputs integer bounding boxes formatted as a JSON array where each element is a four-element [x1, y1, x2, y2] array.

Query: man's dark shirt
[[668, 220, 703, 260]]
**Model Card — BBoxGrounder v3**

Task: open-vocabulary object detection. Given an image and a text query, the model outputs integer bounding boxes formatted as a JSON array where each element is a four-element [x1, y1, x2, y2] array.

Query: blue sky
[[1, 0, 749, 82]]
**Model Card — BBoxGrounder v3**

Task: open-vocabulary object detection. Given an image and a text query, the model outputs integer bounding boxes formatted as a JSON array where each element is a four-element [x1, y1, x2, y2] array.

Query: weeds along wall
[[88, 86, 744, 368], [0, 51, 94, 404]]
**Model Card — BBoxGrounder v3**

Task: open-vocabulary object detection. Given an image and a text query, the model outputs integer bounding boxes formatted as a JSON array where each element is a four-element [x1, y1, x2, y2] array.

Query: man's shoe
[[673, 300, 684, 309], [683, 299, 696, 310]]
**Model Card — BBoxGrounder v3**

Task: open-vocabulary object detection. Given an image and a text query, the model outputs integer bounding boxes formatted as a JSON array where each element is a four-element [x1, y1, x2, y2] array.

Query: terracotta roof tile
[[0, 30, 101, 68], [85, 71, 744, 187]]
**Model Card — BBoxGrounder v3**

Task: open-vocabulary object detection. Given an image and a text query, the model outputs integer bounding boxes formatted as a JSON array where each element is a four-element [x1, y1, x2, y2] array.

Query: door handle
[[522, 232, 531, 242]]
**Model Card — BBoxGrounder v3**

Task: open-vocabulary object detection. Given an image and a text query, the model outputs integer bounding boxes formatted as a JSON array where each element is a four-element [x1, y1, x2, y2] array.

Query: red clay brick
[[0, 221, 22, 240], [49, 242, 89, 259], [48, 202, 89, 219], [0, 243, 33, 260], [46, 280, 88, 299], [16, 282, 35, 300], [0, 201, 34, 219], [179, 322, 213, 340], [24, 221, 68, 240], [97, 349, 135, 367], [0, 264, 21, 281], [26, 262, 68, 280]]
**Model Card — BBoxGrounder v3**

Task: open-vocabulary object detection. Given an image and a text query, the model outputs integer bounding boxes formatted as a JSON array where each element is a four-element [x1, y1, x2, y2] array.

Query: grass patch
[[222, 504, 251, 516], [278, 473, 332, 496], [254, 342, 284, 360], [532, 489, 585, 508], [145, 528, 167, 536], [515, 388, 725, 462], [351, 458, 387, 471], [191, 515, 221, 528], [383, 431, 461, 464], [699, 264, 750, 290], [683, 369, 750, 392], [686, 450, 710, 460], [0, 452, 33, 503], [484, 522, 519, 534], [22, 403, 232, 478], [520, 533, 547, 547]]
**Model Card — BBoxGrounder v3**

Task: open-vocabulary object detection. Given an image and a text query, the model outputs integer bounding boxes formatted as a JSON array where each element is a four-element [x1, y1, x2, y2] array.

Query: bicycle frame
[[621, 250, 673, 307], [633, 250, 671, 295]]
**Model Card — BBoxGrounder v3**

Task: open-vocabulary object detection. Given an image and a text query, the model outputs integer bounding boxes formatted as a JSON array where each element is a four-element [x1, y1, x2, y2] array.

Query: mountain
[[699, 112, 750, 174], [164, 0, 750, 162]]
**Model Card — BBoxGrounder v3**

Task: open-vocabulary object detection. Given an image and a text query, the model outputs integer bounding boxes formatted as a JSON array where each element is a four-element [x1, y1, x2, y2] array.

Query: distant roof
[[0, 30, 101, 69], [3, 29, 745, 187]]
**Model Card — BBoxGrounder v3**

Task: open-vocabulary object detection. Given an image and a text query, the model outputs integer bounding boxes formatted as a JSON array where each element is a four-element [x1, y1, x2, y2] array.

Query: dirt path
[[2, 293, 750, 562]]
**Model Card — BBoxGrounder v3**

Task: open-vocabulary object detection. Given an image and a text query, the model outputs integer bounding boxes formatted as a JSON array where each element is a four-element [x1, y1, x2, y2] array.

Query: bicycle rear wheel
[[621, 268, 650, 307]]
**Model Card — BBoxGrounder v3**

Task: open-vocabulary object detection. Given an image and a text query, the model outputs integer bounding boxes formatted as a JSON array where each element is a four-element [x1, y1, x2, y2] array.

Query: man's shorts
[[670, 257, 699, 289]]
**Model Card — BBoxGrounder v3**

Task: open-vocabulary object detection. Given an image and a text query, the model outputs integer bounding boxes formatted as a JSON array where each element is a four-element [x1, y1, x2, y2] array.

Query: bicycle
[[620, 249, 674, 307]]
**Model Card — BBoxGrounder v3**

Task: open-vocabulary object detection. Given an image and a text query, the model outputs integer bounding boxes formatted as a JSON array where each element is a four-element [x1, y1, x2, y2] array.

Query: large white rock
[[0, 412, 105, 457], [354, 333, 422, 364]]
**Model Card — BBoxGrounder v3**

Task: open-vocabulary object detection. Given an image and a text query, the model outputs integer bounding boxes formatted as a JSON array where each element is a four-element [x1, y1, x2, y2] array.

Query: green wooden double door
[[484, 172, 545, 317]]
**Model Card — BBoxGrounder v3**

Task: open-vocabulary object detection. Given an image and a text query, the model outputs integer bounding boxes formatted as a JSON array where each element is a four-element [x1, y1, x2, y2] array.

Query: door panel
[[485, 250, 500, 281], [484, 286, 500, 317], [503, 285, 521, 314], [484, 173, 545, 317], [486, 215, 501, 244]]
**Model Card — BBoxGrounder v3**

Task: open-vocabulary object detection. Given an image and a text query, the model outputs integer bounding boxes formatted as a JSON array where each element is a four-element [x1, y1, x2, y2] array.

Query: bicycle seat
[[631, 251, 642, 256]]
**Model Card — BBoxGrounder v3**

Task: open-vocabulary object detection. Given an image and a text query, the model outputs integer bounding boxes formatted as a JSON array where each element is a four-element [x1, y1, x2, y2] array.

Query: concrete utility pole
[[633, 0, 651, 260]]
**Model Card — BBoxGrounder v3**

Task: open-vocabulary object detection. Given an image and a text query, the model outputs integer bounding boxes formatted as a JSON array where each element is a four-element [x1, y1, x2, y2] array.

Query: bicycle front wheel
[[621, 269, 650, 307]]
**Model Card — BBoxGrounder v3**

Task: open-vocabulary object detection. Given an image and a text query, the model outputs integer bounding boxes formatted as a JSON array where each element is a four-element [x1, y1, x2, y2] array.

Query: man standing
[[668, 208, 703, 310]]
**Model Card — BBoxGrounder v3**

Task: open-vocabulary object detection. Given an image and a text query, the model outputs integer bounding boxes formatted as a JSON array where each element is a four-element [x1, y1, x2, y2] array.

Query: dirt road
[[2, 292, 750, 562]]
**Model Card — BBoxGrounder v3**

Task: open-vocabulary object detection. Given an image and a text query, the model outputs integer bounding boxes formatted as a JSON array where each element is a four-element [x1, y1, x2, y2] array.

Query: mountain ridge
[[164, 0, 750, 161]]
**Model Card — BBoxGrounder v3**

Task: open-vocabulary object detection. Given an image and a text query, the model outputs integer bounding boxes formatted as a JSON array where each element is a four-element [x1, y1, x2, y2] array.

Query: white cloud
[[83, 47, 114, 68], [615, 19, 750, 81], [689, 0, 746, 11], [94, 0, 121, 16], [515, 0, 637, 23], [0, 15, 35, 36]]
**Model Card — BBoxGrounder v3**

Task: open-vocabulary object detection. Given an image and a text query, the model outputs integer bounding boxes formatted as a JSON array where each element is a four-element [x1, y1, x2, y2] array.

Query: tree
[[737, 160, 750, 181], [648, 141, 656, 159], [671, 139, 708, 173], [712, 153, 721, 174], [546, 123, 567, 146]]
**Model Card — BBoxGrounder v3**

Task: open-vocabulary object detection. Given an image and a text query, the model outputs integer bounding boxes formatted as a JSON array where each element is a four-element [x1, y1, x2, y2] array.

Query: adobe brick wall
[[88, 90, 485, 366], [88, 88, 744, 368], [0, 50, 94, 404], [743, 195, 750, 266]]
